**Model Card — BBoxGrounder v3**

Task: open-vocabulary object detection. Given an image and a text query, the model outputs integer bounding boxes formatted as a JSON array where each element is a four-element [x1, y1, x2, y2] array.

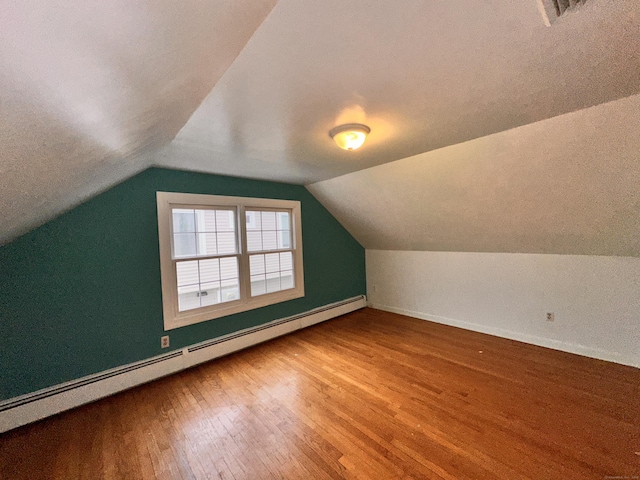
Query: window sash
[[170, 206, 239, 260], [174, 254, 241, 312], [245, 208, 293, 253]]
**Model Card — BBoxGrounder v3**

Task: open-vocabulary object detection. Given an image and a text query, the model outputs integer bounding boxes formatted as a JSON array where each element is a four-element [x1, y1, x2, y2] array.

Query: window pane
[[173, 209, 195, 233], [265, 253, 280, 273], [196, 232, 217, 256], [177, 284, 200, 311], [219, 257, 238, 280], [248, 252, 294, 296], [196, 210, 217, 233], [217, 232, 237, 254], [216, 210, 235, 232], [200, 281, 221, 307], [176, 261, 199, 287], [281, 270, 294, 290], [276, 212, 290, 230], [199, 258, 220, 283], [220, 278, 240, 302], [247, 231, 262, 252], [262, 231, 277, 250], [245, 209, 291, 252], [279, 252, 293, 271], [266, 272, 280, 293], [277, 230, 291, 249], [246, 211, 261, 230], [261, 211, 276, 230], [176, 257, 239, 311], [250, 274, 266, 296], [174, 233, 196, 258], [249, 255, 265, 275]]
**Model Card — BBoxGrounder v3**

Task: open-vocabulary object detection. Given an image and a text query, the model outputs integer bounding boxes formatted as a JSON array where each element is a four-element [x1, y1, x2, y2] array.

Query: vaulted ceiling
[[308, 93, 640, 256], [0, 0, 278, 243], [1, 0, 639, 253]]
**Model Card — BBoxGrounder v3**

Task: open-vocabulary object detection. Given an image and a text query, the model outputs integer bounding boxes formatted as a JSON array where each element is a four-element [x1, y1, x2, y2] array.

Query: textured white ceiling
[[157, 0, 640, 184], [1, 0, 639, 253], [0, 0, 277, 244], [307, 94, 640, 256]]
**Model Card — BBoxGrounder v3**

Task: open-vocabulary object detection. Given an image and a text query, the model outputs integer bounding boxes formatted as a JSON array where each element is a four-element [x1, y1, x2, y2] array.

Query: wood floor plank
[[1, 307, 639, 479]]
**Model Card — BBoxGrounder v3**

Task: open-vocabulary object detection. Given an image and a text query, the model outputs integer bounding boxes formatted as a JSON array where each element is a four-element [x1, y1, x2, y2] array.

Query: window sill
[[164, 286, 305, 331]]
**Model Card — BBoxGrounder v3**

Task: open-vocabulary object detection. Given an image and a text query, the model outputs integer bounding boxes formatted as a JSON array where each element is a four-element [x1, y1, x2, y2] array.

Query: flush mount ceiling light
[[329, 123, 370, 151]]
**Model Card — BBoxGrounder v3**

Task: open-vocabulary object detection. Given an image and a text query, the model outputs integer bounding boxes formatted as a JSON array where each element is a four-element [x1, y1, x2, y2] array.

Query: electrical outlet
[[546, 312, 555, 322], [161, 335, 170, 348], [373, 285, 377, 292]]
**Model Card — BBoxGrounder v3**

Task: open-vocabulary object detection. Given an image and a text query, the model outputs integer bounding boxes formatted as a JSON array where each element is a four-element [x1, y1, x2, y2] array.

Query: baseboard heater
[[0, 295, 366, 434]]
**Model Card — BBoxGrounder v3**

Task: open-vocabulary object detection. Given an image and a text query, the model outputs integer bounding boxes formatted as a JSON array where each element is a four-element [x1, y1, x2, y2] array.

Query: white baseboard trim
[[369, 303, 638, 369], [0, 296, 366, 434]]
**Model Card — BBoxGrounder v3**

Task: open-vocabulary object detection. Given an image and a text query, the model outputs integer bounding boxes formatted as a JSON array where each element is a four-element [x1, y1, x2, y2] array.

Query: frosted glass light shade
[[329, 124, 370, 151]]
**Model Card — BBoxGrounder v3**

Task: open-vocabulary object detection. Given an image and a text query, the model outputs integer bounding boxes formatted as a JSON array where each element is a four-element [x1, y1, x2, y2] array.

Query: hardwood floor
[[1, 308, 638, 479]]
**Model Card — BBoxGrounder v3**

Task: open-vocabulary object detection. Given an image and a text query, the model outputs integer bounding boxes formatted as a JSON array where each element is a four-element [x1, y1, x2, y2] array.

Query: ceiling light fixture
[[329, 123, 370, 151]]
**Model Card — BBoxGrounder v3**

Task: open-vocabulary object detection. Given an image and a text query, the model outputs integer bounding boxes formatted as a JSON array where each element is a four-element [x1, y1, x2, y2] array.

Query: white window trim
[[157, 192, 304, 331]]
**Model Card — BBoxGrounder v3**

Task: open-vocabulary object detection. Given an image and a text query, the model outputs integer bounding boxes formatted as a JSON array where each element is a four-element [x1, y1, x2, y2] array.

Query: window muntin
[[170, 207, 240, 312], [176, 257, 240, 312], [172, 208, 237, 258], [246, 210, 291, 252], [249, 251, 294, 296], [245, 209, 294, 297], [157, 192, 304, 330]]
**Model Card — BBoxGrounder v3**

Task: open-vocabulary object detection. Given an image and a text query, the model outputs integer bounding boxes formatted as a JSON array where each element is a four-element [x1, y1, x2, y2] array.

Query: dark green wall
[[0, 168, 365, 400]]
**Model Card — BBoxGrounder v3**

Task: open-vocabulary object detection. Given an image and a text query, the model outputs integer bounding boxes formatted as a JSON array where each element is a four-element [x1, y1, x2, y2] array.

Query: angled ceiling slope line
[[0, 0, 278, 246], [156, 0, 640, 185], [306, 94, 640, 257], [3, 0, 640, 246]]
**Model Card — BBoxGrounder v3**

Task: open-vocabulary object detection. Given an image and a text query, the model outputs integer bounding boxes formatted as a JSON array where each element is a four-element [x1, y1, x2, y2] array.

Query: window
[[157, 192, 304, 330]]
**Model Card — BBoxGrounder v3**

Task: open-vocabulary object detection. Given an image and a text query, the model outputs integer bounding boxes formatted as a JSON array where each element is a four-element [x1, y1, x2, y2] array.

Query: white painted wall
[[366, 250, 640, 367]]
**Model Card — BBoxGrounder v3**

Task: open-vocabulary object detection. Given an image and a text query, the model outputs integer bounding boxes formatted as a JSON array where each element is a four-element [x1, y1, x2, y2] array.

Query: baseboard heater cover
[[0, 295, 365, 433]]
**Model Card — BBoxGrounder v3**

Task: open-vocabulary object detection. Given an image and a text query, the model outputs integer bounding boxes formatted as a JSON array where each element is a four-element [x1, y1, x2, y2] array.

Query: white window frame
[[157, 192, 304, 330]]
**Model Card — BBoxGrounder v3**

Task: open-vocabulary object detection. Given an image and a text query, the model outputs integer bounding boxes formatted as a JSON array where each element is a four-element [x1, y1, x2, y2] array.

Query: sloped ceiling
[[156, 0, 640, 184], [1, 0, 639, 254], [307, 94, 640, 257], [0, 0, 277, 244]]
